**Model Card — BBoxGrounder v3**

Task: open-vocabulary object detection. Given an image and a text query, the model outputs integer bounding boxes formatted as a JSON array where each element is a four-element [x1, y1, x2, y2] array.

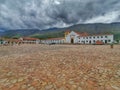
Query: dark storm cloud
[[0, 0, 120, 29]]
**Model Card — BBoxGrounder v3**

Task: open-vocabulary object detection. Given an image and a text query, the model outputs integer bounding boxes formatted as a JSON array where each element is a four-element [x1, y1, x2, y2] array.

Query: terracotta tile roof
[[5, 39, 22, 42], [45, 37, 64, 40], [75, 31, 89, 36], [96, 40, 104, 45], [90, 34, 113, 36], [22, 37, 39, 41], [75, 31, 113, 37]]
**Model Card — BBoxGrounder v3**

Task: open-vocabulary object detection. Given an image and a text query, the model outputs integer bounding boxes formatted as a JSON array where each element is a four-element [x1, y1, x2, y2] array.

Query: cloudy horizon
[[0, 0, 120, 30]]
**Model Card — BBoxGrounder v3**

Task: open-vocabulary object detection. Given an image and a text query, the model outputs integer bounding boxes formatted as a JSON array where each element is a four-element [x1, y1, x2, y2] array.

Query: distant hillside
[[1, 23, 120, 40], [68, 23, 120, 34]]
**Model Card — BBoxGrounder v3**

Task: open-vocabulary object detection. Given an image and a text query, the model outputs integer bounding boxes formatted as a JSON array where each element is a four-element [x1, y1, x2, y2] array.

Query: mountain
[[0, 29, 6, 36], [0, 22, 120, 40], [0, 30, 5, 32]]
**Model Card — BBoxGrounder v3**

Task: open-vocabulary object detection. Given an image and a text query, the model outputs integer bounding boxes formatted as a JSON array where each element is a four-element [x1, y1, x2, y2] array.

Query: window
[[93, 40, 95, 42], [97, 36, 99, 38], [93, 36, 95, 39], [108, 40, 111, 42], [105, 40, 107, 43], [82, 41, 85, 44], [89, 37, 91, 39], [105, 36, 107, 38], [86, 37, 88, 39], [86, 40, 88, 42], [89, 41, 91, 44], [101, 36, 103, 38], [83, 41, 85, 44]]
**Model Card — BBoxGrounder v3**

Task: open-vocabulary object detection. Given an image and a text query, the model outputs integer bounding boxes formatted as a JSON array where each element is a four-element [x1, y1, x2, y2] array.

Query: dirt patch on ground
[[0, 44, 120, 90]]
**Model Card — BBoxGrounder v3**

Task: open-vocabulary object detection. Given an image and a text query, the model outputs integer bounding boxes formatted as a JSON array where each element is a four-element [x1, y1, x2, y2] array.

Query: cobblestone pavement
[[0, 44, 120, 90]]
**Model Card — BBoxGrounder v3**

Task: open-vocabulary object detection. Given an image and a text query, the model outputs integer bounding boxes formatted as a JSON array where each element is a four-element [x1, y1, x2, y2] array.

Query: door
[[89, 41, 91, 44], [71, 38, 74, 43], [105, 40, 107, 44]]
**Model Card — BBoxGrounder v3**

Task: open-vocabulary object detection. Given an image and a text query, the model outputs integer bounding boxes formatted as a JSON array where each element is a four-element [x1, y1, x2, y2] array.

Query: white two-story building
[[65, 31, 114, 44], [41, 38, 65, 44], [19, 37, 40, 44]]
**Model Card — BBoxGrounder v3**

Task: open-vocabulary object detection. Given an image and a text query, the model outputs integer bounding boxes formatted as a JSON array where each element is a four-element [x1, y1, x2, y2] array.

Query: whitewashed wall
[[65, 31, 79, 43], [41, 39, 64, 44], [65, 31, 114, 44], [77, 35, 114, 44]]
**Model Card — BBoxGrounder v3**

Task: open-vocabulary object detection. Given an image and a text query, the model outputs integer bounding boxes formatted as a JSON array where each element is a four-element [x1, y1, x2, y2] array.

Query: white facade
[[65, 31, 114, 44], [41, 38, 65, 44], [19, 37, 40, 44], [0, 40, 7, 45], [65, 31, 79, 43]]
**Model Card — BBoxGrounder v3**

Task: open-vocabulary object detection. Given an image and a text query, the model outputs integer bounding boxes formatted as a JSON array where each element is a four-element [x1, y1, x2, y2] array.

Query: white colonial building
[[19, 37, 40, 44], [41, 38, 65, 44], [65, 31, 114, 44]]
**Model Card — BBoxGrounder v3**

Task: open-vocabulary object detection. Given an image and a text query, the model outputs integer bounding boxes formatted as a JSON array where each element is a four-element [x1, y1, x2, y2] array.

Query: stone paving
[[0, 44, 120, 90]]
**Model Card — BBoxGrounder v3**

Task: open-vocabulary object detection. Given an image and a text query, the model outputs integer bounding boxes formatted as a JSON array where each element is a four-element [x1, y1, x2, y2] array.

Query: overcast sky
[[0, 0, 120, 30]]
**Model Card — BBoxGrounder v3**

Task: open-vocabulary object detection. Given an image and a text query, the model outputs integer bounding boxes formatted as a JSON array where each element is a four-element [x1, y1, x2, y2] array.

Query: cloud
[[85, 11, 120, 23], [0, 0, 120, 30]]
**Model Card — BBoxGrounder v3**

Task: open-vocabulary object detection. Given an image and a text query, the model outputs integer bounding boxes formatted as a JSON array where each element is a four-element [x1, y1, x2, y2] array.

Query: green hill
[[1, 23, 120, 40]]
